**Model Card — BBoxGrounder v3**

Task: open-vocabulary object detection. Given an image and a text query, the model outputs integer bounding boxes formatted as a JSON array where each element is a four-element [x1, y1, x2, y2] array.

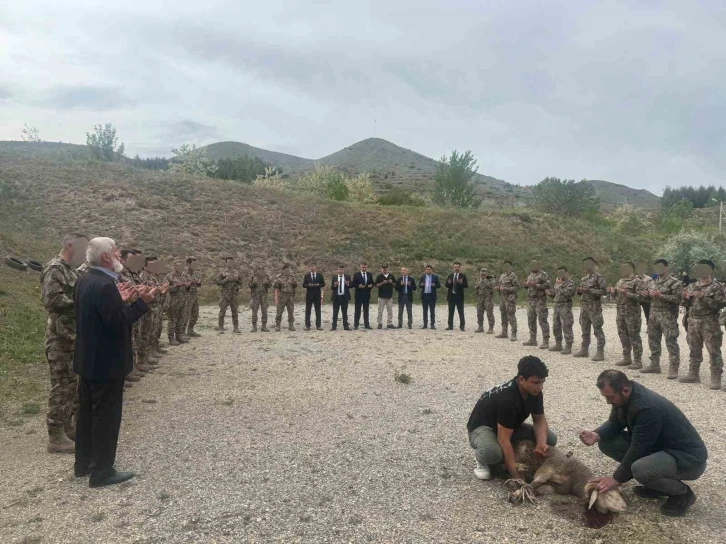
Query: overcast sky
[[1, 1, 724, 193]]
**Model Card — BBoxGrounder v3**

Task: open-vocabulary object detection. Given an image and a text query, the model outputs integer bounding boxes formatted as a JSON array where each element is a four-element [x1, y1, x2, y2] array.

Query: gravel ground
[[1, 304, 725, 544]]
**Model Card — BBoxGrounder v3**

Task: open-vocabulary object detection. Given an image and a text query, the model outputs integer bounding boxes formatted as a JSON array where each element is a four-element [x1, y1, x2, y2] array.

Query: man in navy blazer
[[419, 265, 441, 329], [396, 266, 417, 329], [352, 262, 375, 329], [73, 237, 155, 488], [331, 265, 352, 331], [445, 261, 469, 331]]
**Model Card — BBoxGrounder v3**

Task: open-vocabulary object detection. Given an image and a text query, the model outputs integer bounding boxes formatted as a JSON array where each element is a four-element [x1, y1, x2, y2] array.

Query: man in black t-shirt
[[467, 356, 557, 480], [375, 264, 396, 329]]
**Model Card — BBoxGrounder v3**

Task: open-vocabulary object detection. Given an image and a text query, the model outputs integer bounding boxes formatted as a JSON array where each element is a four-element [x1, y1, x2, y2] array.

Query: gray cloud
[[36, 85, 133, 110], [155, 120, 221, 145]]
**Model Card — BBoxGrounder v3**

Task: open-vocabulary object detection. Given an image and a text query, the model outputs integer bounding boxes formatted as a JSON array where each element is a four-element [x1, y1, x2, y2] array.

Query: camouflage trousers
[[527, 298, 549, 338], [139, 304, 160, 353], [219, 292, 239, 323], [686, 315, 723, 374], [579, 302, 605, 349], [648, 310, 680, 364], [182, 293, 199, 331], [499, 297, 517, 333], [616, 306, 642, 358], [250, 294, 269, 326], [168, 295, 187, 337], [552, 304, 574, 344], [477, 296, 495, 327], [276, 294, 295, 325], [46, 339, 78, 427]]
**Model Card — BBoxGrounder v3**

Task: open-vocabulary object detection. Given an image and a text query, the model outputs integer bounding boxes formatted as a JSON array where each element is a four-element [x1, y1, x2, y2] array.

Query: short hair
[[381, 263, 389, 268], [503, 260, 513, 266], [517, 356, 549, 380], [62, 232, 88, 246], [557, 265, 567, 271], [621, 261, 635, 270], [360, 262, 367, 266], [120, 249, 134, 260], [309, 262, 316, 267], [86, 237, 116, 266], [132, 249, 143, 255], [583, 257, 596, 263], [425, 264, 432, 269], [338, 264, 345, 269], [145, 256, 158, 265], [654, 259, 669, 266], [187, 257, 196, 265], [697, 259, 715, 269], [454, 261, 461, 266], [596, 370, 632, 392]]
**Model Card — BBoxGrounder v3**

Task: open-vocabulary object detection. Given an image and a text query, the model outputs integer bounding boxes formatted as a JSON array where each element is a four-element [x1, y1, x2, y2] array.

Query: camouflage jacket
[[682, 280, 725, 317], [646, 274, 682, 314], [139, 269, 160, 307], [165, 271, 187, 298], [498, 272, 519, 302], [474, 277, 496, 300], [40, 256, 79, 342], [578, 272, 607, 303], [638, 274, 655, 291], [120, 269, 141, 286], [614, 276, 644, 309], [216, 268, 241, 295], [525, 271, 551, 300], [249, 272, 272, 296], [550, 277, 576, 306], [76, 261, 91, 275], [185, 269, 202, 294], [274, 273, 297, 295]]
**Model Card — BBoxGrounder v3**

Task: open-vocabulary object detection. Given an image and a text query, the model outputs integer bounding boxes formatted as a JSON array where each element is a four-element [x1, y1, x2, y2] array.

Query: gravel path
[[1, 305, 724, 544]]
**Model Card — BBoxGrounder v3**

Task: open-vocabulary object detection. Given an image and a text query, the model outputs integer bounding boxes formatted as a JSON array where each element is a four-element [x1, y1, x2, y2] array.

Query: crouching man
[[580, 370, 708, 517], [467, 356, 557, 480]]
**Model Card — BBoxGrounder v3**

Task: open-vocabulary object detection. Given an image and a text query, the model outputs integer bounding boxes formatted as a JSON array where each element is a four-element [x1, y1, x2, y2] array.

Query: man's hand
[[682, 290, 691, 299], [640, 290, 649, 297], [589, 476, 620, 494], [579, 430, 600, 446], [136, 285, 155, 304], [580, 287, 590, 294], [650, 290, 661, 298], [533, 443, 549, 456], [457, 278, 463, 284], [118, 282, 135, 303], [694, 291, 704, 299]]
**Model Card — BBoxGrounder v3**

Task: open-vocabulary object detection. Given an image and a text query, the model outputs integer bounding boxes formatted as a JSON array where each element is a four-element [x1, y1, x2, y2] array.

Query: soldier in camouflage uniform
[[274, 264, 298, 331], [139, 257, 165, 367], [494, 260, 519, 341], [574, 257, 607, 361], [153, 259, 169, 355], [165, 260, 190, 344], [40, 233, 88, 453], [640, 259, 682, 378], [637, 262, 654, 324], [474, 268, 496, 334], [120, 249, 151, 382], [249, 264, 272, 332], [547, 266, 576, 354], [216, 257, 242, 333], [682, 259, 724, 390], [183, 258, 202, 337], [609, 262, 645, 369], [523, 260, 551, 349]]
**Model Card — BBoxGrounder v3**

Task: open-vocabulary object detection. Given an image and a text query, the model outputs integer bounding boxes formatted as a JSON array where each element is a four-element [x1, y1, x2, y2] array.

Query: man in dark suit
[[445, 261, 468, 331], [397, 266, 417, 329], [73, 237, 155, 488], [352, 262, 374, 329], [303, 263, 325, 330], [331, 265, 351, 331], [419, 264, 441, 329]]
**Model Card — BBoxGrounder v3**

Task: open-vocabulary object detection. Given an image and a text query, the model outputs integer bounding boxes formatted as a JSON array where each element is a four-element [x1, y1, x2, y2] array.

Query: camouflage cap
[[173, 259, 184, 265], [480, 267, 489, 273]]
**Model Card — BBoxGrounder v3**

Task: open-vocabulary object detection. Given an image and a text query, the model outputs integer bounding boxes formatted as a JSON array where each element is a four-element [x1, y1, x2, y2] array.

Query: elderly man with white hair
[[73, 237, 156, 487]]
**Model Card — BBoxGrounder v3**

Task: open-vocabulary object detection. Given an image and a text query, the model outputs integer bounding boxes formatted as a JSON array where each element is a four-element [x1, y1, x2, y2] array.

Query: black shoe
[[344, 327, 352, 331], [74, 465, 90, 478], [661, 486, 696, 517], [89, 469, 135, 488], [421, 324, 428, 329], [408, 324, 412, 329], [445, 327, 453, 330], [430, 325, 436, 330], [316, 327, 322, 330], [365, 326, 373, 330], [460, 327, 465, 332], [304, 327, 311, 331], [634, 486, 668, 499], [387, 324, 396, 329], [331, 327, 337, 331], [377, 324, 382, 329], [397, 324, 403, 329]]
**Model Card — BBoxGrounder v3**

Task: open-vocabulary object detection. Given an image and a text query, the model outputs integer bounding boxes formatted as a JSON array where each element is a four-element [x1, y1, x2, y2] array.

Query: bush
[[168, 144, 217, 177], [346, 173, 377, 203], [657, 231, 726, 275], [432, 150, 482, 208], [86, 123, 125, 162], [254, 166, 288, 190], [378, 188, 426, 207], [609, 204, 652, 234], [532, 178, 600, 218]]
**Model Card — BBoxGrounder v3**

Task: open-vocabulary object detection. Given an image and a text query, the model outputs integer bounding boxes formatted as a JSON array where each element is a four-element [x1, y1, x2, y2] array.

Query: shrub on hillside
[[213, 155, 269, 183], [658, 199, 694, 233], [298, 164, 351, 201], [254, 166, 288, 190], [432, 150, 482, 208], [168, 144, 217, 177], [378, 188, 426, 207], [657, 231, 726, 275], [86, 123, 125, 161], [346, 173, 377, 203], [531, 177, 600, 218], [609, 204, 652, 234]]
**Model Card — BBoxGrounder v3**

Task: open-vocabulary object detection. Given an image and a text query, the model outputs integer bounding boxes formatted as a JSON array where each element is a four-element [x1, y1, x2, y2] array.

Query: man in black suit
[[352, 262, 374, 329], [73, 237, 155, 488], [445, 261, 468, 331], [397, 266, 417, 329], [303, 263, 325, 330], [331, 265, 351, 331], [419, 264, 441, 329]]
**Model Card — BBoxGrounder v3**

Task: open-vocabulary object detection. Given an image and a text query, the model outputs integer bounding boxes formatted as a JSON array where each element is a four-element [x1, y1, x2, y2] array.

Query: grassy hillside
[[584, 179, 661, 209], [203, 141, 314, 172]]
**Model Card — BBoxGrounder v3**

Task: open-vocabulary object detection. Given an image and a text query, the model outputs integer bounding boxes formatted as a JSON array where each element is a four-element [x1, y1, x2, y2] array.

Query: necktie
[[363, 272, 366, 284], [339, 276, 343, 295], [404, 276, 408, 294], [426, 275, 431, 293], [453, 273, 457, 293]]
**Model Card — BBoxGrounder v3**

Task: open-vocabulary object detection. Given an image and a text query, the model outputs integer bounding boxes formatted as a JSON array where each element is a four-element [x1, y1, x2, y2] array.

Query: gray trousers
[[599, 433, 706, 496], [468, 423, 557, 466], [377, 297, 393, 325]]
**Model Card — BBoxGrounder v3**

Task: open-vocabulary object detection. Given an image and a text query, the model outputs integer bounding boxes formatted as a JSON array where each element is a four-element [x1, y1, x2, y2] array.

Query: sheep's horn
[[588, 489, 599, 510]]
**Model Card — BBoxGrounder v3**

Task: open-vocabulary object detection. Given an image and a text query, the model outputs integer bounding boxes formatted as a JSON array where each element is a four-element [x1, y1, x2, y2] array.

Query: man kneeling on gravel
[[467, 356, 557, 481], [581, 369, 708, 517]]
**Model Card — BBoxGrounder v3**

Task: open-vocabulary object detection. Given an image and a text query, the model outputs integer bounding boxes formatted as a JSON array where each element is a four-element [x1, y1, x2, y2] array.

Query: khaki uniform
[[578, 272, 607, 349], [550, 277, 575, 344], [249, 272, 271, 328], [684, 280, 724, 377], [216, 267, 242, 330], [274, 271, 297, 327], [614, 275, 645, 360], [165, 270, 188, 339], [475, 276, 496, 329], [139, 269, 160, 354], [182, 268, 201, 333], [525, 271, 551, 339], [645, 275, 682, 366], [120, 268, 143, 364], [498, 272, 519, 333]]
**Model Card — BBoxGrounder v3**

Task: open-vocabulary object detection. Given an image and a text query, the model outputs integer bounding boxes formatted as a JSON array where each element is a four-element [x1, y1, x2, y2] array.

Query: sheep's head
[[584, 483, 627, 514]]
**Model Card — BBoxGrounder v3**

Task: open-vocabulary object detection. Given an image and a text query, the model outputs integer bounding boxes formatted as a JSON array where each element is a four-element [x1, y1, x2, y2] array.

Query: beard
[[112, 257, 124, 274]]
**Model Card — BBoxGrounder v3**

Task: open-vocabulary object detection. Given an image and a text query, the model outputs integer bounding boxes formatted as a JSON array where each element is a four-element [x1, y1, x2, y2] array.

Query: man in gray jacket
[[580, 370, 707, 517]]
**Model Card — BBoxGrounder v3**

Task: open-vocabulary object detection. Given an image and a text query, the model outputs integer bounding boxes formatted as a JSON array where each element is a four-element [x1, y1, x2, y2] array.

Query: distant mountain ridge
[[583, 179, 660, 209]]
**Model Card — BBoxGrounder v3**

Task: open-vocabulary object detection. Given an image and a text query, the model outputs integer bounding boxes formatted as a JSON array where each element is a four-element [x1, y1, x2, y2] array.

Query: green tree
[[346, 172, 377, 203], [531, 178, 600, 218], [214, 155, 269, 183], [299, 164, 349, 201], [168, 144, 217, 177], [657, 231, 726, 275], [86, 123, 125, 161], [254, 166, 288, 190], [378, 188, 427, 207], [21, 124, 42, 143], [432, 150, 481, 208]]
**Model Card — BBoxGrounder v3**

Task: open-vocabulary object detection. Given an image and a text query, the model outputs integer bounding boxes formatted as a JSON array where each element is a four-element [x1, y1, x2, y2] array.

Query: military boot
[[549, 340, 563, 352], [47, 425, 75, 454], [710, 371, 722, 390], [667, 360, 680, 380], [486, 326, 494, 334], [146, 352, 160, 366], [186, 327, 201, 338], [510, 331, 517, 342], [168, 335, 180, 346], [155, 344, 168, 355], [628, 355, 643, 370], [260, 321, 270, 332], [288, 323, 296, 331], [64, 418, 76, 441], [475, 325, 484, 333], [232, 316, 241, 334], [216, 317, 225, 333], [640, 358, 661, 374], [539, 337, 549, 350], [573, 345, 589, 358], [251, 323, 258, 332], [275, 323, 281, 332], [678, 363, 701, 383], [615, 353, 632, 367], [591, 346, 605, 362], [495, 329, 508, 339], [522, 335, 537, 347], [561, 342, 572, 355], [176, 334, 189, 343]]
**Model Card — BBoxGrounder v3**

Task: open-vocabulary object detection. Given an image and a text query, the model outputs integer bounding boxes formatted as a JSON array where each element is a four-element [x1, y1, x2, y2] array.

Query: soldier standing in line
[[573, 257, 607, 361], [249, 263, 271, 332], [547, 266, 576, 354], [523, 259, 551, 349], [274, 264, 298, 331], [184, 257, 202, 338], [153, 259, 169, 355], [165, 260, 189, 344], [682, 259, 724, 390], [494, 260, 519, 342], [609, 262, 645, 370], [474, 267, 496, 334], [138, 256, 160, 367], [640, 259, 682, 378], [636, 262, 654, 324], [216, 257, 242, 333], [120, 249, 151, 381], [40, 232, 88, 453]]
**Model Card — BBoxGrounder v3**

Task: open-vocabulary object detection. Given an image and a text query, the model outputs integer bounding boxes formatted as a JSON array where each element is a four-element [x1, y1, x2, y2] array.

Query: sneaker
[[661, 486, 696, 517], [474, 461, 491, 480]]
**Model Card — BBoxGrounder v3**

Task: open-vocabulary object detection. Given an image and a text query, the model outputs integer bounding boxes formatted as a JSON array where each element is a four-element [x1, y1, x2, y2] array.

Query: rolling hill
[[584, 180, 660, 209]]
